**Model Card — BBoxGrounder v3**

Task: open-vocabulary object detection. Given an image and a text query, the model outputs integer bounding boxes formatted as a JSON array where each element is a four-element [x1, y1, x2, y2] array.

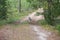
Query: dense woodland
[[0, 0, 60, 32]]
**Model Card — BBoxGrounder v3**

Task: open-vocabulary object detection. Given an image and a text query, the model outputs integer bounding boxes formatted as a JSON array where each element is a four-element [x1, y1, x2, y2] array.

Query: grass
[[0, 20, 7, 29], [38, 20, 57, 32], [0, 20, 7, 25]]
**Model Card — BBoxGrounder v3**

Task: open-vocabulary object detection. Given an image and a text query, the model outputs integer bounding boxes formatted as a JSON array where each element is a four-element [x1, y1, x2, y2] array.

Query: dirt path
[[0, 24, 60, 40], [30, 25, 51, 40], [0, 25, 50, 40], [0, 24, 38, 40]]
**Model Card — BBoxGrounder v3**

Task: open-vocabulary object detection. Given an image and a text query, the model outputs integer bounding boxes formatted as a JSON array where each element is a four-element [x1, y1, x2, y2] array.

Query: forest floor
[[0, 9, 60, 40], [0, 24, 60, 40]]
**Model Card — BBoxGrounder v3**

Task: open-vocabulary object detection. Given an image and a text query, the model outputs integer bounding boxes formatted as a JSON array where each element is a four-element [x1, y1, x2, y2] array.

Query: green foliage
[[0, 0, 60, 26], [44, 0, 60, 26], [52, 0, 60, 17], [0, 0, 7, 19], [56, 25, 60, 32], [0, 20, 7, 26], [21, 0, 30, 11], [26, 0, 42, 9], [6, 0, 19, 23], [38, 20, 48, 25]]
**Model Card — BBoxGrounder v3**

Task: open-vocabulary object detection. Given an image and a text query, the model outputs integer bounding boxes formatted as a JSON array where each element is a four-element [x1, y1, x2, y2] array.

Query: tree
[[46, 0, 55, 25], [18, 0, 21, 12], [44, 0, 60, 25], [0, 0, 7, 19]]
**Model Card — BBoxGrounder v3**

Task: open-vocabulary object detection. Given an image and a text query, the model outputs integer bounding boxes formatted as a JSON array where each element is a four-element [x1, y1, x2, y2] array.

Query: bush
[[38, 20, 48, 25], [56, 25, 60, 32], [0, 20, 7, 26], [6, 0, 20, 23]]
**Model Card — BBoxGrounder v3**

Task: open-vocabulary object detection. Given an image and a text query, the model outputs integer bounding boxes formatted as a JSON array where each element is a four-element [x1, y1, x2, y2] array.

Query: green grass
[[38, 20, 60, 35], [0, 20, 7, 29], [0, 20, 7, 25], [38, 20, 56, 31]]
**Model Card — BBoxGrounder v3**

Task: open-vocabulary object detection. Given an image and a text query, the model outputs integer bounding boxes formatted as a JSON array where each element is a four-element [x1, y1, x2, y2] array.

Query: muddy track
[[0, 24, 38, 40], [0, 24, 60, 40]]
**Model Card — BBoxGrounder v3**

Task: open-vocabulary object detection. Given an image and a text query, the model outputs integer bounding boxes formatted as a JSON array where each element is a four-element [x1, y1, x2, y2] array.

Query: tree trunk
[[18, 0, 21, 13]]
